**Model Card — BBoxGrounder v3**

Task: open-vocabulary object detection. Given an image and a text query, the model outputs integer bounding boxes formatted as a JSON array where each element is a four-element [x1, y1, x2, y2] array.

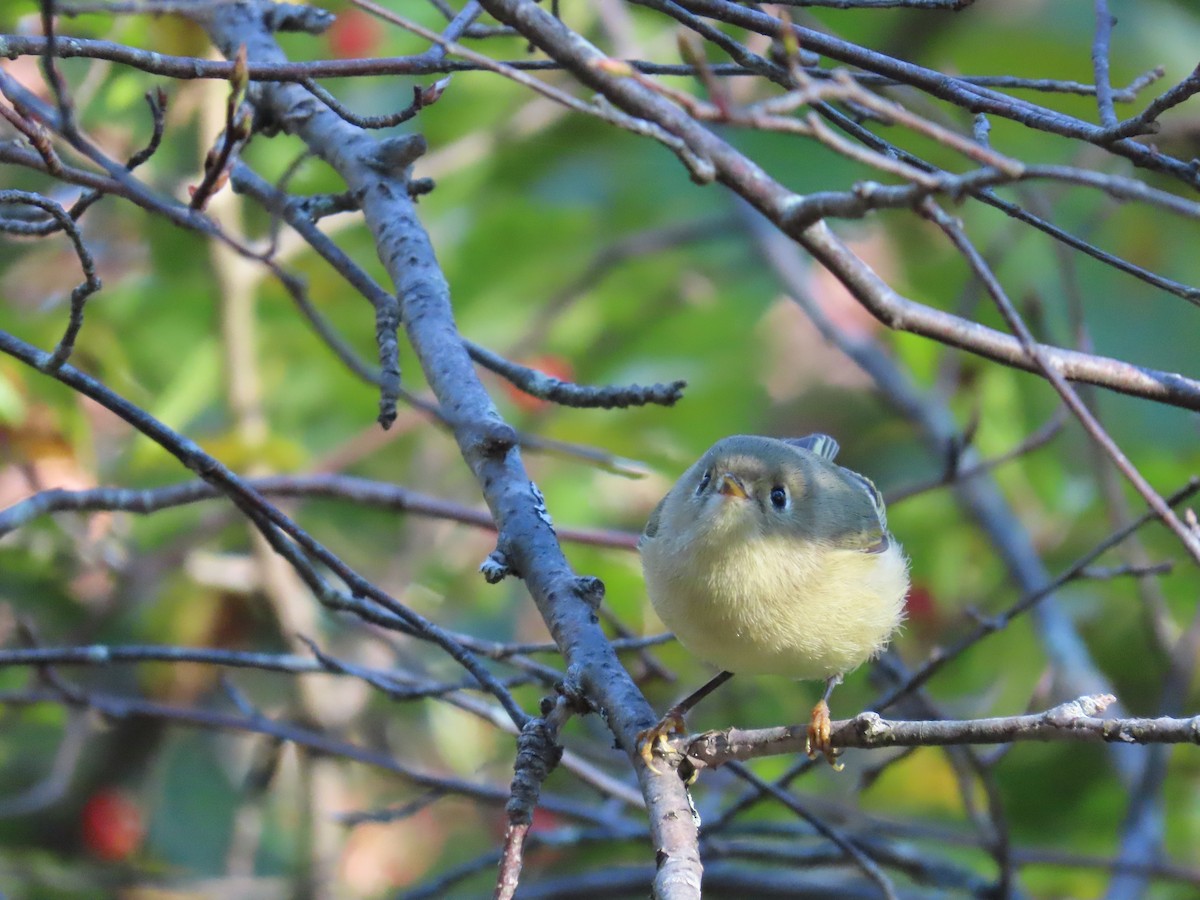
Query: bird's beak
[[717, 473, 749, 500]]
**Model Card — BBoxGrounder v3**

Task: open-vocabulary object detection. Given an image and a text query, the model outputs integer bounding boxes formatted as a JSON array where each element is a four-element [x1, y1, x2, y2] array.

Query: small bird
[[638, 433, 908, 770]]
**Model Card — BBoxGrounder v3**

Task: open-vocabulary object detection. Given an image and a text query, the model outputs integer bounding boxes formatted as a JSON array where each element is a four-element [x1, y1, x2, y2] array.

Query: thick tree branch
[[190, 4, 702, 897]]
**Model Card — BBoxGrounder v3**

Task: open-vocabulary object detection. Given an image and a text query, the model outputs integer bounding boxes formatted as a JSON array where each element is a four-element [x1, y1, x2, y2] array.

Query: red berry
[[905, 583, 938, 625], [328, 9, 382, 59], [530, 807, 562, 833], [81, 789, 144, 861], [502, 355, 576, 414]]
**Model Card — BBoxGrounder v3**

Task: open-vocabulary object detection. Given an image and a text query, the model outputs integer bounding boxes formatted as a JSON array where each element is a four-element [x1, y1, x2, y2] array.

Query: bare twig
[[0, 684, 610, 824], [0, 475, 640, 549], [0, 32, 1165, 100], [466, 341, 686, 409], [1091, 0, 1119, 128], [1103, 63, 1200, 141], [877, 478, 1200, 712], [0, 190, 101, 370], [684, 694, 1200, 768], [476, 0, 1200, 414], [724, 762, 898, 900], [495, 692, 577, 899], [188, 44, 252, 210], [923, 200, 1200, 567]]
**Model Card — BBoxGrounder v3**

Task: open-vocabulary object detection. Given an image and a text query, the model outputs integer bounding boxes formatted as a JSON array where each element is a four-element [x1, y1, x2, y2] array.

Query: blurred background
[[1, 0, 1199, 896]]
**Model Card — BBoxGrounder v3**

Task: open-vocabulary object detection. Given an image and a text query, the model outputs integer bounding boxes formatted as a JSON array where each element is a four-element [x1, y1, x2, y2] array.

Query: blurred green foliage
[[0, 0, 1199, 897]]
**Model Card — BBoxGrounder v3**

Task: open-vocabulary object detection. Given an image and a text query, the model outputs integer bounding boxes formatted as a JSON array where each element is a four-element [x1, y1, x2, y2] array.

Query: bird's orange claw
[[637, 708, 687, 773], [806, 699, 844, 771]]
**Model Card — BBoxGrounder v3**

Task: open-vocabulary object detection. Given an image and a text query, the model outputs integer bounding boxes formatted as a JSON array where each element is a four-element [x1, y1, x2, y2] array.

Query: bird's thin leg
[[638, 670, 734, 771], [806, 674, 845, 770]]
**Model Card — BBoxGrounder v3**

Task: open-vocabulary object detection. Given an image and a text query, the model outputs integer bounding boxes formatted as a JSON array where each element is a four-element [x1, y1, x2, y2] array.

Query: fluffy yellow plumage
[[638, 433, 908, 768]]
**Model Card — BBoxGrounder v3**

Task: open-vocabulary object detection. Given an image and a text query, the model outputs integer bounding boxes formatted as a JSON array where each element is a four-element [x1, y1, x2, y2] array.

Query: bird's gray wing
[[784, 433, 840, 461], [836, 468, 892, 554], [638, 495, 669, 550]]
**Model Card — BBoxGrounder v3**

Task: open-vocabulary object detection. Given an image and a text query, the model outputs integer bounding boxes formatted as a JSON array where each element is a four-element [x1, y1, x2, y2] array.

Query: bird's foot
[[806, 699, 844, 771], [637, 708, 687, 773]]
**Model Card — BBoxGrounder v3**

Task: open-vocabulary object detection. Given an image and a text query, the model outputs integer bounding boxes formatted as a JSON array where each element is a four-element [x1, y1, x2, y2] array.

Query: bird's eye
[[696, 470, 711, 494], [770, 486, 788, 510]]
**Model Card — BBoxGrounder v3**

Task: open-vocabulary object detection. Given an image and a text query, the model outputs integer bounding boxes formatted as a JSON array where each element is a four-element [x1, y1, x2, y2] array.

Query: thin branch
[[780, 164, 1200, 245], [877, 477, 1200, 712], [188, 44, 252, 210], [678, 0, 1200, 185], [1091, 0, 1119, 128], [0, 32, 1165, 100], [724, 762, 898, 900], [495, 693, 576, 900], [704, 835, 989, 894], [0, 685, 608, 825], [348, 0, 716, 181], [0, 474, 640, 549], [1103, 63, 1200, 141], [684, 694, 1200, 768], [300, 76, 450, 130], [466, 341, 686, 409], [0, 190, 101, 370], [39, 0, 79, 140], [475, 0, 1200, 414], [798, 94, 1200, 304], [923, 200, 1200, 567], [0, 328, 532, 728], [884, 406, 1066, 505], [228, 162, 401, 427], [0, 641, 549, 711], [0, 100, 64, 176], [0, 712, 89, 817]]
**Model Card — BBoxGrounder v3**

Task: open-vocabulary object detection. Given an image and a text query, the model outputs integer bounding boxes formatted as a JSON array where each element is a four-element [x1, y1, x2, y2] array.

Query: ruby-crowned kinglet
[[638, 433, 908, 769]]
